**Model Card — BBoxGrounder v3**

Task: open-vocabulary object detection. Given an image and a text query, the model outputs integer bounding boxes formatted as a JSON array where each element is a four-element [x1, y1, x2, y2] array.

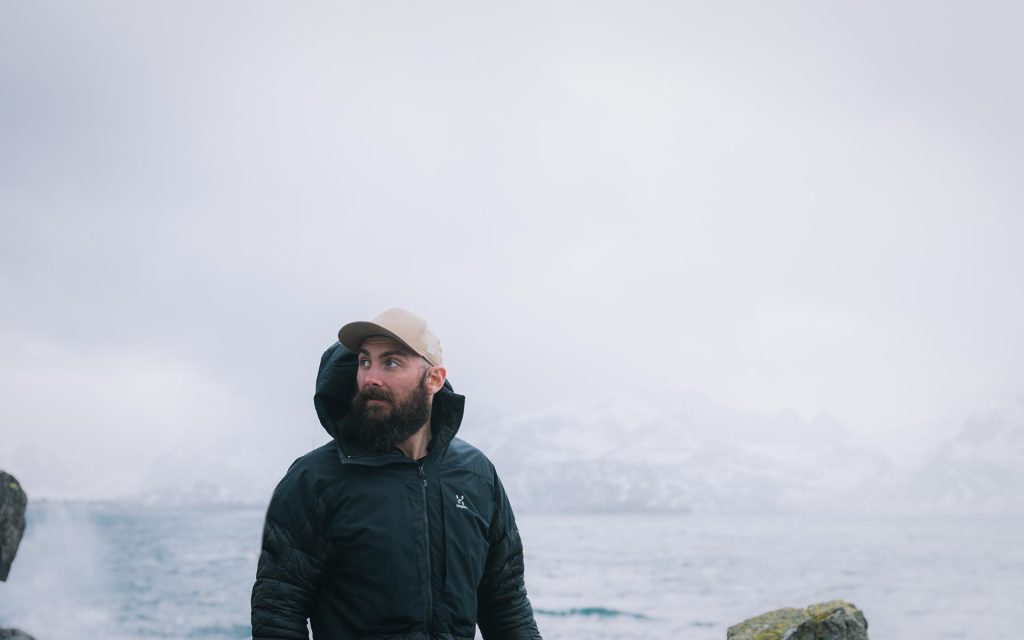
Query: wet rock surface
[[1, 471, 33, 640], [0, 470, 27, 582], [728, 600, 869, 640]]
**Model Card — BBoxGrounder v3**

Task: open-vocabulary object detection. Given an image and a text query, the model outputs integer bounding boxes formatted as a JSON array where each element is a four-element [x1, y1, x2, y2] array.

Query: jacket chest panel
[[322, 467, 430, 631], [436, 466, 492, 540], [317, 460, 498, 634], [436, 466, 492, 622], [328, 466, 428, 547]]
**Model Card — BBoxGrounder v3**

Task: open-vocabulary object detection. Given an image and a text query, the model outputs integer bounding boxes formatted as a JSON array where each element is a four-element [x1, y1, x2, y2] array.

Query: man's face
[[343, 336, 434, 453], [355, 336, 431, 415]]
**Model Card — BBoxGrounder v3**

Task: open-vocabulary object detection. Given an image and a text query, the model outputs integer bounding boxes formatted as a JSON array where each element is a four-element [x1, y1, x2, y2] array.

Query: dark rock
[[0, 470, 28, 581], [0, 630, 37, 640], [727, 600, 869, 640]]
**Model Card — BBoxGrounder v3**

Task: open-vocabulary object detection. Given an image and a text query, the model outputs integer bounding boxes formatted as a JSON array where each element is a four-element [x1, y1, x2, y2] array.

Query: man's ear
[[425, 366, 447, 394]]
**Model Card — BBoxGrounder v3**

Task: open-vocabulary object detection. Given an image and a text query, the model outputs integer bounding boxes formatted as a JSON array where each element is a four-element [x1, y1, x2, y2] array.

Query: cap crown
[[338, 308, 443, 366]]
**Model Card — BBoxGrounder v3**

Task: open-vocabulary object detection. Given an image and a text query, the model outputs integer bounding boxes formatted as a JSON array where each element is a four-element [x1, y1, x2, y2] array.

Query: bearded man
[[251, 308, 543, 640]]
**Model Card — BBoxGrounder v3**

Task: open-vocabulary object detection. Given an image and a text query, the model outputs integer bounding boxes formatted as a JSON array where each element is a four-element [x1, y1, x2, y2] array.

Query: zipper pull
[[418, 464, 428, 488]]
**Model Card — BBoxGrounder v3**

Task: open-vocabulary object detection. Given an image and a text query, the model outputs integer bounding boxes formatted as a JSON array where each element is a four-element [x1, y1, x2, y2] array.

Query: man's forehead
[[359, 335, 416, 356]]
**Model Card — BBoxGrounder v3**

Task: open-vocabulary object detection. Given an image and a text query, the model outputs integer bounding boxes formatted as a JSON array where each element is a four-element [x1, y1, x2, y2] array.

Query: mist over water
[[2, 503, 1021, 639], [0, 504, 259, 639]]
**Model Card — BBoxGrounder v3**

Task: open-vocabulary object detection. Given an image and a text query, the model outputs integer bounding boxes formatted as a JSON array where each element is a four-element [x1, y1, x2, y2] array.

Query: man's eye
[[384, 359, 400, 368], [359, 359, 370, 368]]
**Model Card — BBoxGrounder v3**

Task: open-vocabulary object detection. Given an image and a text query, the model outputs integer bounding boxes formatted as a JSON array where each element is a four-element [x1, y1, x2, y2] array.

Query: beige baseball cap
[[338, 308, 444, 367]]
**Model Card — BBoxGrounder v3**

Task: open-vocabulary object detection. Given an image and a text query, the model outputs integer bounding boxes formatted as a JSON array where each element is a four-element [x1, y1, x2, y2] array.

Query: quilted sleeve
[[476, 472, 543, 640], [251, 465, 331, 640]]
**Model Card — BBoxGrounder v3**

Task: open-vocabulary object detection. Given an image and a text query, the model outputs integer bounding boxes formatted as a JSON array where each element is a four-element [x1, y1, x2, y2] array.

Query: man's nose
[[361, 365, 385, 387]]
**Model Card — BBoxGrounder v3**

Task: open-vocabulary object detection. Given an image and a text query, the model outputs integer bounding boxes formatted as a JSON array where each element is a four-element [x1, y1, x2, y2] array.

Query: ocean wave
[[535, 607, 653, 621]]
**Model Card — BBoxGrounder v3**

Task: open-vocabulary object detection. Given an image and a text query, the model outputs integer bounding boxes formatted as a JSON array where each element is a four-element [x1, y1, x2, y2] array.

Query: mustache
[[357, 386, 393, 402]]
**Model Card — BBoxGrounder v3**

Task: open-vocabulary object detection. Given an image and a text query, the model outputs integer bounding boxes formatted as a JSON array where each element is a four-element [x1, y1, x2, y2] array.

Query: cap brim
[[338, 321, 418, 357]]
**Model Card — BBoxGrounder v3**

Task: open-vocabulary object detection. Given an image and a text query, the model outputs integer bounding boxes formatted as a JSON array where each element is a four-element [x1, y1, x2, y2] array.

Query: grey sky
[[2, 1, 1022, 500]]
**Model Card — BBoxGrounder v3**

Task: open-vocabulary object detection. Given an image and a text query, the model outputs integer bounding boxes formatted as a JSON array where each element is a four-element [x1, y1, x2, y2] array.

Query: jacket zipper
[[418, 463, 434, 635]]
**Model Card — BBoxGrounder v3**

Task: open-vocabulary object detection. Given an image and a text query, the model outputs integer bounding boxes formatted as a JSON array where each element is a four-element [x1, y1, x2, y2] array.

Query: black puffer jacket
[[251, 343, 542, 640]]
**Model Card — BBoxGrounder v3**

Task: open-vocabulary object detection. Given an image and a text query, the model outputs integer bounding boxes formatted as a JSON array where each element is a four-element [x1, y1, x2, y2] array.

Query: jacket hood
[[313, 341, 465, 452]]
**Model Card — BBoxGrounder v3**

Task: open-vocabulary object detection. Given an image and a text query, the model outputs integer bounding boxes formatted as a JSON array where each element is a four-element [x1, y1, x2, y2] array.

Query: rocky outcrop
[[0, 471, 27, 582], [728, 600, 869, 640], [1, 471, 33, 640]]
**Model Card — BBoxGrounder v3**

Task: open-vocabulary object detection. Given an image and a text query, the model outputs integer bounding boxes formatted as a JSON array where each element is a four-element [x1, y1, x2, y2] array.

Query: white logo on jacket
[[455, 494, 468, 509]]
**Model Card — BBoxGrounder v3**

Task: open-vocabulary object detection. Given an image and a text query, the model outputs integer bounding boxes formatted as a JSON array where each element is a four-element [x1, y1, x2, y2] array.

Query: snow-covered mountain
[[881, 406, 1024, 514], [461, 395, 1024, 515]]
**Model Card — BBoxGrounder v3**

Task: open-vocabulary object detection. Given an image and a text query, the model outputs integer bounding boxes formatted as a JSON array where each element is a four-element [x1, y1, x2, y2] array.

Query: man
[[252, 308, 543, 640]]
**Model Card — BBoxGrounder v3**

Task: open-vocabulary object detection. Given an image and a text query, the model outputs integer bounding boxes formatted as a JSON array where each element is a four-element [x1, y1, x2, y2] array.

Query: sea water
[[0, 503, 1020, 639]]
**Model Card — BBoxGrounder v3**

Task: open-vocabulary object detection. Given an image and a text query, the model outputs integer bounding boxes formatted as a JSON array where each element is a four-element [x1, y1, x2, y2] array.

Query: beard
[[343, 373, 432, 454]]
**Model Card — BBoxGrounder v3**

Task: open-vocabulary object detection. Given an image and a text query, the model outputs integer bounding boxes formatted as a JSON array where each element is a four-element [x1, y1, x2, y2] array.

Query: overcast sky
[[2, 1, 1022, 500]]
